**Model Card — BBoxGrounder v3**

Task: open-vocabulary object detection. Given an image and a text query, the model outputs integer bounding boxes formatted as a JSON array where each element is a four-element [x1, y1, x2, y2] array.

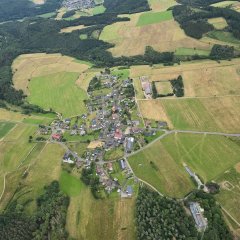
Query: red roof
[[52, 134, 61, 140], [114, 129, 122, 139]]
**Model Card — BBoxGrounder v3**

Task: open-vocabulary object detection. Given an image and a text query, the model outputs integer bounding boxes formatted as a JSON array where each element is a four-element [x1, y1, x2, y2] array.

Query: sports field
[[137, 10, 173, 26], [66, 186, 136, 240], [99, 14, 211, 56], [138, 96, 240, 132], [0, 122, 15, 139], [131, 59, 240, 97], [28, 72, 88, 117]]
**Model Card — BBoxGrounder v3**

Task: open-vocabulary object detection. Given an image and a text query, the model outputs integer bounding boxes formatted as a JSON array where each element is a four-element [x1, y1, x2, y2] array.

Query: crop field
[[138, 96, 240, 132], [66, 186, 136, 240], [208, 17, 228, 30], [137, 10, 173, 26], [99, 13, 211, 56], [128, 137, 194, 197], [215, 167, 240, 233], [148, 0, 178, 11], [0, 122, 15, 139], [131, 59, 240, 97], [28, 72, 88, 117], [12, 53, 90, 94]]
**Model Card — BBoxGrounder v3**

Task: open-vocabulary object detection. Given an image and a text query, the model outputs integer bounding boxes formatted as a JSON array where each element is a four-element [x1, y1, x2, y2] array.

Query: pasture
[[28, 72, 88, 117], [215, 167, 240, 233], [66, 186, 136, 240], [148, 0, 178, 11], [12, 53, 90, 94], [137, 10, 173, 26], [130, 59, 240, 97], [60, 24, 86, 33], [208, 17, 228, 30], [99, 14, 211, 56], [155, 81, 172, 95], [175, 47, 210, 56], [0, 122, 15, 139], [138, 96, 240, 132], [128, 136, 194, 197]]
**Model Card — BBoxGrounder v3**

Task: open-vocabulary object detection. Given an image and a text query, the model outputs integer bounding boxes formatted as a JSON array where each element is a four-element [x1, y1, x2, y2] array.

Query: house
[[126, 185, 133, 197], [125, 137, 134, 153], [114, 129, 123, 140], [107, 162, 113, 171], [52, 133, 62, 141], [189, 202, 208, 231], [120, 159, 126, 170]]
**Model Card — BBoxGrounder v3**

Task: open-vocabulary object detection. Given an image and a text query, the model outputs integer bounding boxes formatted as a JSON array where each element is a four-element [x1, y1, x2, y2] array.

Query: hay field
[[137, 10, 173, 26], [12, 53, 90, 94], [128, 137, 194, 197], [0, 122, 15, 139], [211, 0, 240, 10], [138, 96, 240, 132], [99, 14, 211, 57], [208, 17, 228, 30], [28, 72, 88, 117], [131, 59, 240, 97], [155, 81, 172, 95], [60, 25, 86, 33], [66, 186, 136, 240], [148, 0, 178, 11]]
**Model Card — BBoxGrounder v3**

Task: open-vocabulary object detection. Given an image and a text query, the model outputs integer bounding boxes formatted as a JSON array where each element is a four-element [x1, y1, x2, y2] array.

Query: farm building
[[52, 133, 62, 141], [125, 137, 134, 153], [126, 185, 133, 197], [114, 129, 123, 140], [189, 202, 208, 231], [120, 159, 126, 170]]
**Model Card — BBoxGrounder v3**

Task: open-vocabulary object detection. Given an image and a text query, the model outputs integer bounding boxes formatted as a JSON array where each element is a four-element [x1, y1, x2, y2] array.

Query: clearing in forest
[[148, 0, 178, 12], [208, 17, 228, 30]]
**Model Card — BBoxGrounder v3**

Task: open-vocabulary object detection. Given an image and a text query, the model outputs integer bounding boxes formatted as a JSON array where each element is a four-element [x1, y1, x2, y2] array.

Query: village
[[62, 0, 95, 11], [35, 68, 168, 199]]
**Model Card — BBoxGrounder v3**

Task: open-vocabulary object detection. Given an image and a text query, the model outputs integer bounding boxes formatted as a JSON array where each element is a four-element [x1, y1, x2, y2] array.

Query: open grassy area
[[137, 10, 173, 26], [139, 96, 240, 132], [215, 167, 240, 233], [66, 186, 136, 240], [155, 81, 172, 95], [208, 17, 228, 30], [28, 72, 88, 117], [128, 136, 194, 198], [99, 13, 211, 56], [175, 47, 210, 56], [0, 122, 15, 139], [104, 147, 124, 161], [92, 5, 106, 15], [148, 0, 178, 11], [60, 24, 86, 33], [206, 30, 240, 45], [211, 0, 239, 8], [131, 59, 240, 97], [60, 171, 84, 196]]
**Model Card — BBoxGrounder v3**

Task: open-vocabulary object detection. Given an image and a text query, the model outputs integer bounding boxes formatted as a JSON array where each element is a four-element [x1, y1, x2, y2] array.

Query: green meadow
[[0, 122, 15, 138], [137, 10, 173, 26], [175, 47, 210, 56], [28, 72, 88, 117]]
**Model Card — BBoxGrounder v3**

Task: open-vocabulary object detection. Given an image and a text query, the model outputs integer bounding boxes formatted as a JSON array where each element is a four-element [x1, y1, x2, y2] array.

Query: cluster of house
[[62, 0, 95, 10], [140, 76, 152, 98]]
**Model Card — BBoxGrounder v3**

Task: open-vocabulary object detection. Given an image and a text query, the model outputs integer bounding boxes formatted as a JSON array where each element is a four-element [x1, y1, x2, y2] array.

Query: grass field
[[137, 10, 173, 26], [148, 0, 178, 11], [66, 186, 136, 240], [131, 59, 240, 97], [100, 13, 211, 56], [60, 24, 86, 33], [208, 17, 228, 30], [12, 53, 90, 94], [128, 136, 194, 197], [175, 47, 210, 56], [28, 72, 88, 117], [60, 171, 84, 196], [0, 122, 15, 139], [92, 5, 106, 15], [206, 30, 240, 45], [138, 96, 240, 132], [155, 81, 172, 95], [215, 167, 240, 233], [211, 0, 239, 8]]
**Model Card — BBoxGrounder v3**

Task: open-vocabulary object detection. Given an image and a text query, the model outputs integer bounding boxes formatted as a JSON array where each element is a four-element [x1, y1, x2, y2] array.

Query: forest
[[136, 187, 198, 240], [0, 181, 69, 240]]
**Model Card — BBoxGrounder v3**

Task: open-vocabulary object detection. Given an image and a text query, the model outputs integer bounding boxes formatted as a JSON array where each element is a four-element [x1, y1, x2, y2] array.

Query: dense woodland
[[0, 181, 69, 240], [136, 187, 198, 240]]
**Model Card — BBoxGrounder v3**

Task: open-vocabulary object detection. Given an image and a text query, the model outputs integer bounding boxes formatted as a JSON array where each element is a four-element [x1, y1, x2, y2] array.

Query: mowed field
[[128, 133, 240, 197], [138, 96, 240, 132], [208, 17, 228, 30], [99, 12, 211, 56], [148, 0, 178, 11], [0, 122, 15, 139], [131, 59, 240, 97], [211, 0, 240, 12], [66, 186, 136, 240]]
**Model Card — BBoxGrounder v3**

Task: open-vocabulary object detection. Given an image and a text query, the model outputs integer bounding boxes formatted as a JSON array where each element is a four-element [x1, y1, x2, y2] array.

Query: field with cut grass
[[99, 13, 211, 56], [28, 72, 88, 117], [131, 59, 240, 97], [175, 47, 210, 56], [12, 53, 91, 94], [155, 81, 172, 95], [208, 17, 228, 30], [0, 122, 15, 139], [148, 0, 178, 11], [137, 10, 173, 26], [66, 186, 136, 240], [128, 136, 194, 197], [215, 166, 240, 234], [60, 24, 86, 33], [138, 96, 240, 132]]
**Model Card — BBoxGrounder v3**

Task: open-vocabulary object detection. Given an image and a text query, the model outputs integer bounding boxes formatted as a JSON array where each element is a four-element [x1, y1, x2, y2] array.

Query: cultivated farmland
[[148, 0, 178, 11], [0, 122, 15, 139], [208, 17, 228, 30]]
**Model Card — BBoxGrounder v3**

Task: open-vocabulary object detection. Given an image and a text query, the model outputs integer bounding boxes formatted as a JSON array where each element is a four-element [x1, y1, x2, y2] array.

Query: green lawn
[[92, 5, 106, 15], [60, 171, 84, 196], [80, 34, 88, 40], [0, 122, 15, 138], [175, 47, 210, 56], [28, 72, 88, 117], [137, 10, 173, 26], [104, 147, 124, 161], [207, 30, 240, 44]]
